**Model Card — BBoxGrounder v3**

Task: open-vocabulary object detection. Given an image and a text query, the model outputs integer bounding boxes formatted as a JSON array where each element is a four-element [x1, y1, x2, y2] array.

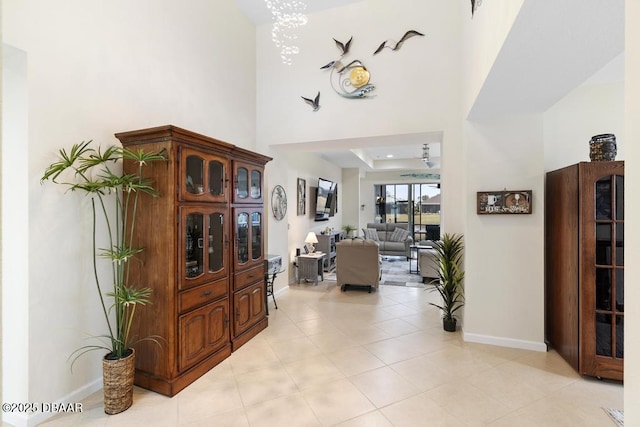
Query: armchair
[[336, 238, 381, 293], [417, 240, 439, 282]]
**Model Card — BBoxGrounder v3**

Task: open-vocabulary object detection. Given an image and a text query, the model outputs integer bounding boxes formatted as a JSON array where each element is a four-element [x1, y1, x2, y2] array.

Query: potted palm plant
[[342, 224, 357, 238], [41, 141, 165, 414], [427, 233, 465, 332]]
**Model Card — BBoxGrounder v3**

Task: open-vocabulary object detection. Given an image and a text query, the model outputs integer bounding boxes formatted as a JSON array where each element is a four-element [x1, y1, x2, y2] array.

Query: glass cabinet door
[[236, 212, 249, 265], [185, 155, 205, 196], [209, 160, 225, 197], [250, 170, 262, 200], [251, 211, 262, 261], [234, 207, 263, 269], [181, 148, 228, 203], [180, 206, 228, 289], [593, 174, 624, 359], [234, 161, 264, 203], [236, 167, 249, 201]]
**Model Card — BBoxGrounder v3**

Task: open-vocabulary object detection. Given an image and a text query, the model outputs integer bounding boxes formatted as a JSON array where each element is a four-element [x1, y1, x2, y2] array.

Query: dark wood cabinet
[[545, 161, 624, 380], [233, 281, 267, 338], [179, 298, 230, 372], [117, 125, 271, 396]]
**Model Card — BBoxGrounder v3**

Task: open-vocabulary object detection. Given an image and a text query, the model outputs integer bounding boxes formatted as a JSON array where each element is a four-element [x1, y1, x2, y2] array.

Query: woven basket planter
[[102, 349, 135, 415]]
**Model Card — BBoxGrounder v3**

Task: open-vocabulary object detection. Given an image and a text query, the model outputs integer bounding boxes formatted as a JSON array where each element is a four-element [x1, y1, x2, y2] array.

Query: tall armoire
[[545, 161, 624, 380], [116, 125, 271, 396]]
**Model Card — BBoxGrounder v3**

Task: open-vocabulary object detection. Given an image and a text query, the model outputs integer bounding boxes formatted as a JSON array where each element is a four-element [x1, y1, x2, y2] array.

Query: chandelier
[[265, 0, 308, 65]]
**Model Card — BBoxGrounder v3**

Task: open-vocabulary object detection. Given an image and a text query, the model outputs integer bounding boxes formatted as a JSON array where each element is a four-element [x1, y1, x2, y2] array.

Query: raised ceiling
[[270, 132, 443, 172]]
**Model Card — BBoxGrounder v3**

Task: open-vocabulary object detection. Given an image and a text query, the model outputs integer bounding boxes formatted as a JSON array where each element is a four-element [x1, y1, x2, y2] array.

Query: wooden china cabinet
[[231, 162, 268, 350], [545, 161, 624, 380], [116, 125, 271, 396]]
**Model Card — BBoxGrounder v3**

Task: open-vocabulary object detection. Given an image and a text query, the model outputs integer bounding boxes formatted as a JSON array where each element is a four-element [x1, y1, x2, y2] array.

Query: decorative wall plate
[[271, 185, 287, 220]]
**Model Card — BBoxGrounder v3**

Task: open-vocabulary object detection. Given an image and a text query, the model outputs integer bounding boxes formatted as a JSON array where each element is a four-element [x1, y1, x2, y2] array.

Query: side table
[[296, 252, 326, 285], [264, 267, 284, 315]]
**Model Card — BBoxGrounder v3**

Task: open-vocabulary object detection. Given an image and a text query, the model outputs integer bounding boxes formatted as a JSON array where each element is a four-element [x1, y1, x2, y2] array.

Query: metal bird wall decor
[[320, 36, 376, 99], [373, 30, 425, 55], [301, 91, 321, 111], [471, 0, 483, 17], [334, 36, 352, 56]]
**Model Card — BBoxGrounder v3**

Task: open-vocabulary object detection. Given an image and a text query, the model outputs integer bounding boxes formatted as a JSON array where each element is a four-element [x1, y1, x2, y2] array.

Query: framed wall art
[[477, 190, 532, 215], [297, 178, 306, 216], [271, 185, 287, 220]]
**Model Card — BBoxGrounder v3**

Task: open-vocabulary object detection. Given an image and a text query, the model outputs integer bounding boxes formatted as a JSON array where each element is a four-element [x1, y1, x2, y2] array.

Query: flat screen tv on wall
[[315, 177, 336, 221]]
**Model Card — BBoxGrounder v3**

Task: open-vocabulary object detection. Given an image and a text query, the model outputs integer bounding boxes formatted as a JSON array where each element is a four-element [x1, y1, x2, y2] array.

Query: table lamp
[[304, 232, 318, 253]]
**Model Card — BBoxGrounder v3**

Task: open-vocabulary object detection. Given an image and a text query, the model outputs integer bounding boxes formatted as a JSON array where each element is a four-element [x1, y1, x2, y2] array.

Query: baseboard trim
[[4, 377, 103, 427], [463, 331, 548, 352]]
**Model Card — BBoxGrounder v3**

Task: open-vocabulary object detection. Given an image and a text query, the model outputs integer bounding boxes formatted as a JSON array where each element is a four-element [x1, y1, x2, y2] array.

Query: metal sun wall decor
[[301, 30, 424, 110], [320, 36, 376, 100]]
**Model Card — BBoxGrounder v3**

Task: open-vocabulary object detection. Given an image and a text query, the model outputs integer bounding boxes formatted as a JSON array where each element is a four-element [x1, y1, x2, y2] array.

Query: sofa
[[362, 223, 413, 258], [336, 238, 381, 293], [417, 240, 439, 282]]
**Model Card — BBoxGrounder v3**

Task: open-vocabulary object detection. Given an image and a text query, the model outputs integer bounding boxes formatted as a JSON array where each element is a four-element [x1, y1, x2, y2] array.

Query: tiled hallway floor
[[41, 282, 623, 426]]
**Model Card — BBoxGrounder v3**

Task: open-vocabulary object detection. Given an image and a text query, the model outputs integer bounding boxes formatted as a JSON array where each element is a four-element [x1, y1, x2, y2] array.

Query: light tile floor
[[41, 281, 623, 426]]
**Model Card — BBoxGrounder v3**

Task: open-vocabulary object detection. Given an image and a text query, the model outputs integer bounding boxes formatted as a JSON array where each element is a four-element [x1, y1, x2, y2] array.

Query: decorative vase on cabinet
[[545, 160, 624, 381], [116, 125, 271, 396]]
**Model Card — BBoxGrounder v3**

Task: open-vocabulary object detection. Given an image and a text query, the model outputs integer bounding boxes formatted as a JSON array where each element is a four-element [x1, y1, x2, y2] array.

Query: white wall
[[463, 114, 546, 350], [2, 1, 256, 425], [461, 0, 525, 117], [624, 0, 640, 423], [341, 168, 361, 233], [2, 44, 29, 416], [544, 81, 625, 170]]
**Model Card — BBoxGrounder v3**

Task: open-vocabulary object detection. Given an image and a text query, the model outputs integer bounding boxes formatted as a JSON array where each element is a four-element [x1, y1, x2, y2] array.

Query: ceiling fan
[[421, 144, 439, 168]]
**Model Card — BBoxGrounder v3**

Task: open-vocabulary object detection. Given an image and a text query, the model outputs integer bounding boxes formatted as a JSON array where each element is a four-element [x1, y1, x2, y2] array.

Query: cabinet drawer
[[179, 278, 228, 313], [234, 265, 264, 291]]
